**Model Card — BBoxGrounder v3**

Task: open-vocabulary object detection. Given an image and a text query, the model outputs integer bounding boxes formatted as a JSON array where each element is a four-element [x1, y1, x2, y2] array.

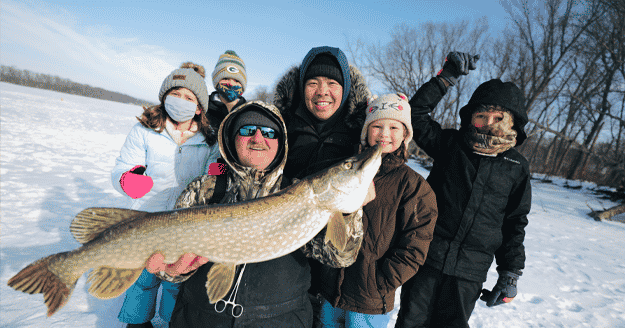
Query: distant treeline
[[0, 65, 152, 106]]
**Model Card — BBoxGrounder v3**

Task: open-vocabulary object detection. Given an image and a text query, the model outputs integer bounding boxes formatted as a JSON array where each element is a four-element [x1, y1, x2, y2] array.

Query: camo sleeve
[[301, 208, 364, 268], [175, 174, 219, 209]]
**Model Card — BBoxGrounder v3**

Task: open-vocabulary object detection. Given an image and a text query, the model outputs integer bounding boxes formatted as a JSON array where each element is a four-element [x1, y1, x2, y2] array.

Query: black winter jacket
[[170, 102, 311, 328], [205, 91, 247, 136], [409, 77, 531, 282], [273, 64, 371, 181]]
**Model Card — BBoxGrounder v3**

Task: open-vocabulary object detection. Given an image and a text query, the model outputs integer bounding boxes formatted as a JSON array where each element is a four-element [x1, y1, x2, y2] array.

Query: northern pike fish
[[7, 144, 383, 317]]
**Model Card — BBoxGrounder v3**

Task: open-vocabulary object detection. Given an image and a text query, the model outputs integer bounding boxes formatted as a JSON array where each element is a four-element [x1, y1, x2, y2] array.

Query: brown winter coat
[[318, 152, 438, 314]]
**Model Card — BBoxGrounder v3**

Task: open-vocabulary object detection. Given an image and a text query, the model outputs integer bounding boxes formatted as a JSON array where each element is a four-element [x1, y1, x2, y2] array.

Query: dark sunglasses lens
[[238, 125, 278, 139], [239, 126, 257, 137], [259, 127, 277, 139]]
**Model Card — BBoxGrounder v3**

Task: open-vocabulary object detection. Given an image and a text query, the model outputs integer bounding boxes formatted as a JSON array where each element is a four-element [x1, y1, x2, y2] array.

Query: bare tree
[[248, 85, 273, 103], [347, 19, 489, 129]]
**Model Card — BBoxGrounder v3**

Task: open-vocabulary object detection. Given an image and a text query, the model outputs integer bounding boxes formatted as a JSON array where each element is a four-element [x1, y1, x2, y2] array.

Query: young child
[[318, 93, 438, 328], [206, 50, 248, 131], [396, 52, 531, 327], [111, 62, 220, 328]]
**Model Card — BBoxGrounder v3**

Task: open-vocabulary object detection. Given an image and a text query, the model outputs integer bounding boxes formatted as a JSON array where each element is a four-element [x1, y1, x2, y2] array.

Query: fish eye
[[343, 161, 353, 169]]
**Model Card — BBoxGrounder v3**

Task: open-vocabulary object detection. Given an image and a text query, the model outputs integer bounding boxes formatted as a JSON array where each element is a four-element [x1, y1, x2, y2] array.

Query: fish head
[[309, 144, 382, 213]]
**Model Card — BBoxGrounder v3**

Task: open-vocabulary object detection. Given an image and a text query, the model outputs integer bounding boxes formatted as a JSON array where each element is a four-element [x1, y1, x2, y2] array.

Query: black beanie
[[231, 109, 282, 136], [459, 79, 528, 145], [303, 54, 344, 86]]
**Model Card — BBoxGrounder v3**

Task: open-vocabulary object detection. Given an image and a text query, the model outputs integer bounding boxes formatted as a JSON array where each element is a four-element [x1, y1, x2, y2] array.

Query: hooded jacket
[[408, 77, 531, 282], [273, 49, 372, 293], [318, 151, 438, 315], [170, 101, 312, 327], [273, 47, 371, 181]]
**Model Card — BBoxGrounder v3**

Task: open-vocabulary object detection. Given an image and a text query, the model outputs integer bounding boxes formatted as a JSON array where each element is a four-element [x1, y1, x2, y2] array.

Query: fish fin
[[205, 263, 236, 304], [7, 252, 78, 317], [71, 207, 149, 244], [325, 212, 348, 252], [87, 266, 143, 300]]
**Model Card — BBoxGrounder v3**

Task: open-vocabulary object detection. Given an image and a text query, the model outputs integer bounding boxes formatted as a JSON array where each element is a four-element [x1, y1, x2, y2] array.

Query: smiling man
[[273, 46, 373, 328], [274, 46, 371, 181]]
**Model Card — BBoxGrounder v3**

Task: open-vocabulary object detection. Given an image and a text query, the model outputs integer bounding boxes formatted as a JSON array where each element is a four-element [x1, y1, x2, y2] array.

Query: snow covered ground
[[1, 82, 624, 327]]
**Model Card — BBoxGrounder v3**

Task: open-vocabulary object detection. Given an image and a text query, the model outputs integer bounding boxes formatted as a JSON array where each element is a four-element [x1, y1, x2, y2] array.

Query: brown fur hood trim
[[273, 64, 371, 130]]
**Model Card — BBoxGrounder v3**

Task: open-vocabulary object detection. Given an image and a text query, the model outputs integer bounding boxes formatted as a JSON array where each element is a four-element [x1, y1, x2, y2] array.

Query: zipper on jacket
[[179, 147, 182, 154], [381, 296, 387, 314]]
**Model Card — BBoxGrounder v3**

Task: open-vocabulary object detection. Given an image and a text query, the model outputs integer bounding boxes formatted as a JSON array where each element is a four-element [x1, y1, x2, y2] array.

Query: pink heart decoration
[[121, 172, 153, 199], [208, 163, 227, 175]]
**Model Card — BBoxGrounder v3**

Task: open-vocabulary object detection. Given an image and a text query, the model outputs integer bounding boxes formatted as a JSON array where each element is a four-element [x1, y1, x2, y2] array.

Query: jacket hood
[[459, 79, 528, 146], [298, 46, 351, 114], [273, 63, 371, 131], [217, 100, 288, 200]]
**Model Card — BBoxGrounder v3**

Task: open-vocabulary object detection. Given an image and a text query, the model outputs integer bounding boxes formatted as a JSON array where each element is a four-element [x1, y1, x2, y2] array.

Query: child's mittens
[[207, 162, 227, 175], [480, 270, 520, 307], [437, 52, 480, 86], [120, 165, 153, 199]]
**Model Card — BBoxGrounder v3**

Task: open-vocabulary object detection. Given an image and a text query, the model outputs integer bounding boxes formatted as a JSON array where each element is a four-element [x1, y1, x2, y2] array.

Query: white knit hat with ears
[[360, 92, 413, 148]]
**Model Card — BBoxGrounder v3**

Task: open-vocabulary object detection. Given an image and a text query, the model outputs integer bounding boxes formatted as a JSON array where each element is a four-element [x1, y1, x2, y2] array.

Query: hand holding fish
[[146, 253, 209, 276], [7, 144, 383, 317]]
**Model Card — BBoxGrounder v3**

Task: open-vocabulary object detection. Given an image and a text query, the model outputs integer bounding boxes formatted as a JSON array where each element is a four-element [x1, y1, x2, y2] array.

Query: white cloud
[[0, 0, 177, 101]]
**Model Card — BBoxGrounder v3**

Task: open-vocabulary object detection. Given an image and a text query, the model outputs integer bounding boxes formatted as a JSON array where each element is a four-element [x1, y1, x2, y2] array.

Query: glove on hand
[[207, 162, 227, 175], [120, 165, 153, 199], [437, 52, 480, 86], [480, 270, 520, 307]]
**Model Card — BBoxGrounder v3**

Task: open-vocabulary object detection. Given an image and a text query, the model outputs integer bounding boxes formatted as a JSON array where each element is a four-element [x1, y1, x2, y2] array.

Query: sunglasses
[[238, 125, 279, 139]]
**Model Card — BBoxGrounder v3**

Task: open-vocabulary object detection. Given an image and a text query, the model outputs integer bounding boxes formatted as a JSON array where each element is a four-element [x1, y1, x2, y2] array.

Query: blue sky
[[1, 0, 512, 103]]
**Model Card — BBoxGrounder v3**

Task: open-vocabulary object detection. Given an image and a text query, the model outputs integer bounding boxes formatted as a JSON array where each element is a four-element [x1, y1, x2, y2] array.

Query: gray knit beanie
[[361, 93, 413, 148], [212, 50, 247, 93], [158, 62, 209, 111]]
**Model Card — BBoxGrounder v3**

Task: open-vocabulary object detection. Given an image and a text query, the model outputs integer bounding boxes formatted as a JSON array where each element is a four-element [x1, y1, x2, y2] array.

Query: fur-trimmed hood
[[273, 64, 371, 131], [217, 100, 287, 201]]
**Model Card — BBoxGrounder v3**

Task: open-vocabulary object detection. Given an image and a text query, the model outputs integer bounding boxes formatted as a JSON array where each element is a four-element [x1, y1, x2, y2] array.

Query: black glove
[[437, 52, 480, 86], [480, 270, 520, 307]]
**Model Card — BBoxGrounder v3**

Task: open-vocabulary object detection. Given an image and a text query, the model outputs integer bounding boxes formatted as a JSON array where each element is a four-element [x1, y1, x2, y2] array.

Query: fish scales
[[7, 144, 383, 317]]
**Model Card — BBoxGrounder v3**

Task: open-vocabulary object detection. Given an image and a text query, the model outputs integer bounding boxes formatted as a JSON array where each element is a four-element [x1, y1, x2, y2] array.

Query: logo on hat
[[172, 75, 186, 80], [227, 66, 239, 74]]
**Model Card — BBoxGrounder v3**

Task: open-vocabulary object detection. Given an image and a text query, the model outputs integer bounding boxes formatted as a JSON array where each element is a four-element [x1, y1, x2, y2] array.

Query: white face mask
[[164, 96, 198, 123]]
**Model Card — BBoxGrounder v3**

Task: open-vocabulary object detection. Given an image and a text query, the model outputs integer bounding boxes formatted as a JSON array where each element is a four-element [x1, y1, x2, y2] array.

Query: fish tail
[[7, 252, 78, 317]]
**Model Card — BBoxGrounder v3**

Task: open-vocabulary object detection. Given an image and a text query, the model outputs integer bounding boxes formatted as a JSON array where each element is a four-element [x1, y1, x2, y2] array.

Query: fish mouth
[[360, 144, 383, 168]]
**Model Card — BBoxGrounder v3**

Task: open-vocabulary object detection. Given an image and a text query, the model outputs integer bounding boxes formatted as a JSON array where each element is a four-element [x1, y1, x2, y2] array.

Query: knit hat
[[212, 50, 247, 93], [361, 93, 413, 147], [302, 53, 344, 86], [459, 79, 528, 145], [159, 62, 209, 111], [231, 109, 282, 137]]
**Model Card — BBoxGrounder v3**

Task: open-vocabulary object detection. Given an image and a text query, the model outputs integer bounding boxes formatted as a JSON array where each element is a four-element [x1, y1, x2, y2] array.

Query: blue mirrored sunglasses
[[238, 125, 279, 139]]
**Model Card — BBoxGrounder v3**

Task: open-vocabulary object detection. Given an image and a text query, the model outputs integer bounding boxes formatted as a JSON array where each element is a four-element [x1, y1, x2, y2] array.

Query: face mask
[[164, 96, 198, 123], [216, 83, 243, 102]]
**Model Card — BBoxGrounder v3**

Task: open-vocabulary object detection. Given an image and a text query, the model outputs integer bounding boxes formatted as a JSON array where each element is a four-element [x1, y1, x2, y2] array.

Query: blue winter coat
[[111, 122, 220, 211]]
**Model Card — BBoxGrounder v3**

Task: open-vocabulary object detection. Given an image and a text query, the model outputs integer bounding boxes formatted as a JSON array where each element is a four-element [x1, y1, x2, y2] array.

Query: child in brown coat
[[318, 93, 438, 327]]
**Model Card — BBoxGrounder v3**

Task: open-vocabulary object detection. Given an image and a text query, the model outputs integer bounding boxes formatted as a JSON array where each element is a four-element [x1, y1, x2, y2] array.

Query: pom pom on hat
[[212, 50, 247, 93], [361, 92, 413, 148], [159, 62, 209, 111]]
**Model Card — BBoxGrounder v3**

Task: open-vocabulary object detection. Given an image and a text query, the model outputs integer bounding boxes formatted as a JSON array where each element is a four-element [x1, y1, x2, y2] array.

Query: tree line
[[346, 0, 624, 191], [0, 65, 152, 106]]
